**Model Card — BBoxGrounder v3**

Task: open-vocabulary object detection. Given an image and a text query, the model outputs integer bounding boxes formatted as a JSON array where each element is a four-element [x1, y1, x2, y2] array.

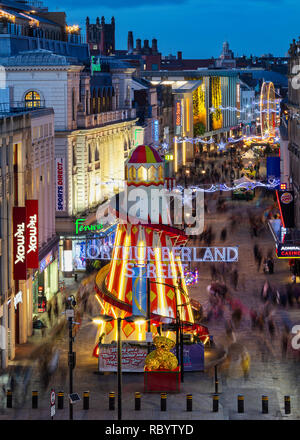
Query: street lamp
[[95, 313, 149, 421], [149, 278, 190, 383], [66, 294, 76, 421]]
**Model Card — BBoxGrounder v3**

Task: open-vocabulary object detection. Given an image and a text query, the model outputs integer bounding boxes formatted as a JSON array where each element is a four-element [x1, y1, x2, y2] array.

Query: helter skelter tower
[[93, 145, 197, 355]]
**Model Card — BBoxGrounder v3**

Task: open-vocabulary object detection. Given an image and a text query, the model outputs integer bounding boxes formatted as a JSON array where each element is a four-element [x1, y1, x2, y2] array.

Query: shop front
[[59, 222, 117, 275], [33, 245, 59, 315]]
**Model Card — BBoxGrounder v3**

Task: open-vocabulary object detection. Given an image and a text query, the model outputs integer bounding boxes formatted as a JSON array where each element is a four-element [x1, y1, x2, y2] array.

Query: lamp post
[[66, 295, 76, 421], [94, 313, 148, 421], [117, 317, 122, 421], [149, 278, 190, 383]]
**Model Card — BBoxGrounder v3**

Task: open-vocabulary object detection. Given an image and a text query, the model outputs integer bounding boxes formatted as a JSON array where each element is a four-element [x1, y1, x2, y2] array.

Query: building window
[[137, 166, 147, 181], [25, 91, 41, 108], [72, 88, 76, 121]]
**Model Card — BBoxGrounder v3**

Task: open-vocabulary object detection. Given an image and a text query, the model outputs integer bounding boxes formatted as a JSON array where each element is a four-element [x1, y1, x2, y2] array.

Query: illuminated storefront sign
[[276, 244, 300, 259], [175, 100, 182, 136], [152, 119, 159, 144], [134, 128, 144, 147], [13, 207, 27, 280], [25, 200, 38, 268], [40, 251, 53, 272], [75, 218, 103, 235], [165, 154, 173, 161], [56, 158, 65, 211]]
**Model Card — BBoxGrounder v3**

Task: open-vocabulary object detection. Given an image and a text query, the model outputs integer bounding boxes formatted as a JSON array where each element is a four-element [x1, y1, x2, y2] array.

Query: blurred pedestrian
[[268, 318, 276, 339], [281, 325, 289, 359], [257, 251, 262, 272], [220, 228, 227, 242], [47, 300, 52, 325], [53, 296, 59, 320]]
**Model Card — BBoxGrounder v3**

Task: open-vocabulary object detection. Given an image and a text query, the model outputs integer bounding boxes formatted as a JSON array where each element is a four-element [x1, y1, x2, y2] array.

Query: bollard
[[262, 395, 268, 414], [215, 379, 219, 394], [32, 390, 38, 409], [237, 395, 244, 413], [109, 392, 115, 410], [186, 394, 192, 412], [6, 390, 12, 408], [135, 392, 141, 411], [161, 393, 167, 411], [83, 391, 89, 410], [213, 394, 219, 412], [57, 391, 64, 409], [284, 396, 291, 415]]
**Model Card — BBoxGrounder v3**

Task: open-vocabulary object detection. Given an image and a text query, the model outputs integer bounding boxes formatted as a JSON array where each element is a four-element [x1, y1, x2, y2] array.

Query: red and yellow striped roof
[[128, 145, 163, 164]]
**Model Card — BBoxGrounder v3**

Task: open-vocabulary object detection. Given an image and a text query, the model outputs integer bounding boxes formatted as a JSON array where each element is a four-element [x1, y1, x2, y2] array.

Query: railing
[[77, 108, 137, 129], [0, 101, 46, 115]]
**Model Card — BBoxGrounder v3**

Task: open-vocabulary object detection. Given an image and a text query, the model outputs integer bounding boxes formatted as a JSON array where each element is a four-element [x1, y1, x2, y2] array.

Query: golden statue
[[145, 336, 178, 371]]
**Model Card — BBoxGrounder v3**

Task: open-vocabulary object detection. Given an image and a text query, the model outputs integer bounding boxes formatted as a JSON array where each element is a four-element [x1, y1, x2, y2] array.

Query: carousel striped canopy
[[128, 145, 163, 164]]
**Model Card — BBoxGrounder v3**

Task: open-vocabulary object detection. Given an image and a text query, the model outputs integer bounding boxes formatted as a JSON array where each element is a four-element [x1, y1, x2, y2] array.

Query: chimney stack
[[136, 39, 141, 53], [177, 51, 182, 60], [152, 38, 158, 54], [143, 39, 150, 54], [128, 31, 133, 54]]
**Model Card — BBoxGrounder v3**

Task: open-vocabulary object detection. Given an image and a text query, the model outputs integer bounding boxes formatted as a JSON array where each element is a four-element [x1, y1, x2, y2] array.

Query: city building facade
[[0, 106, 56, 367]]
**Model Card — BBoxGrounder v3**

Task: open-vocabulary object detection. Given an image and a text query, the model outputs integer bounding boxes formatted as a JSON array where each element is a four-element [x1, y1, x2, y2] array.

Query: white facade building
[[1, 50, 138, 235]]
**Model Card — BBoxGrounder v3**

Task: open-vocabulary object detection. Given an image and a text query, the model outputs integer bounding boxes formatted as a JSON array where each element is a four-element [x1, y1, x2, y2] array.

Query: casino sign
[[276, 244, 300, 258]]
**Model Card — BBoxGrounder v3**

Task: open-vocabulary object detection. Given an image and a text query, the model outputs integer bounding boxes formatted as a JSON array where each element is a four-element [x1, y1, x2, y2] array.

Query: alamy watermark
[[96, 184, 204, 236]]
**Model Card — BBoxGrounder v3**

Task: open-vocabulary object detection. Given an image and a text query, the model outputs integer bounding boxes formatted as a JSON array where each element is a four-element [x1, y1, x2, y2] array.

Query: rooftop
[[0, 49, 81, 66]]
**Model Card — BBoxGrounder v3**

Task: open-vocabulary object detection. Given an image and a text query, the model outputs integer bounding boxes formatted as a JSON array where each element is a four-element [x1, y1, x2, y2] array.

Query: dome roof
[[128, 145, 163, 164]]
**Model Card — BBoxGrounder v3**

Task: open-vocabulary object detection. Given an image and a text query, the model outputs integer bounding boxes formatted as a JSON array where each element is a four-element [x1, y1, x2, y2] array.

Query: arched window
[[158, 165, 163, 180], [128, 166, 136, 181], [72, 88, 76, 121], [92, 89, 96, 114], [24, 91, 41, 108], [137, 166, 147, 181], [73, 145, 77, 166], [95, 143, 99, 161], [148, 165, 157, 181], [88, 144, 93, 163], [97, 89, 101, 113]]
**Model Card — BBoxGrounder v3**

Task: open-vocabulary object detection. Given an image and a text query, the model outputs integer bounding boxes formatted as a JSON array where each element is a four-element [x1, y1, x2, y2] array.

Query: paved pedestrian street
[[3, 189, 300, 421]]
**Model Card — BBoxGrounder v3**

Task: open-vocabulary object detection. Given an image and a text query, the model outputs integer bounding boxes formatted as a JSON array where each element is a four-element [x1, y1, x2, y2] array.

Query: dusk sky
[[54, 0, 296, 58]]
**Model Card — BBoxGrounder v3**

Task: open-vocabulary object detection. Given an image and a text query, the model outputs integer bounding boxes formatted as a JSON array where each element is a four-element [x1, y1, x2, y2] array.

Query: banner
[[132, 266, 147, 317], [277, 190, 295, 228], [172, 343, 204, 372], [175, 100, 182, 136], [13, 207, 27, 280], [98, 343, 204, 372], [99, 343, 147, 372], [25, 200, 39, 268], [56, 158, 65, 211], [266, 156, 280, 187]]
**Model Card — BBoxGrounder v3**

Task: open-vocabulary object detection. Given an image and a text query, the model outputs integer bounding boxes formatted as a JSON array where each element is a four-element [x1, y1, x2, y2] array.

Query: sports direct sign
[[56, 158, 65, 212]]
